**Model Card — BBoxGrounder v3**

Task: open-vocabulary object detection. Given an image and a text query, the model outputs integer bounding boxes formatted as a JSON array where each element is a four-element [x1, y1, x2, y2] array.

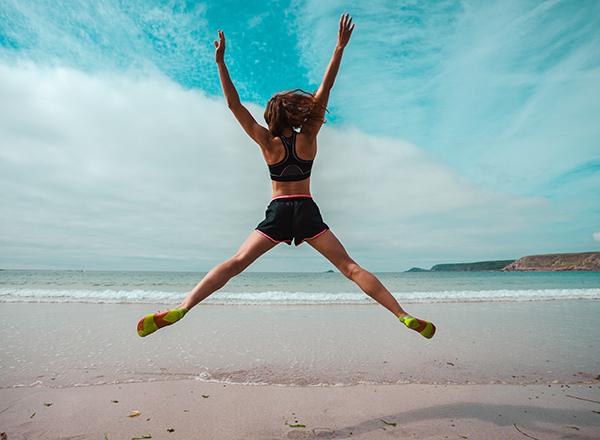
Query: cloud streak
[[292, 0, 600, 198]]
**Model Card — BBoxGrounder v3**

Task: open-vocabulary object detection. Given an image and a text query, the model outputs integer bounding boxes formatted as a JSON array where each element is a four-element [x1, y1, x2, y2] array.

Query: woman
[[137, 14, 435, 339]]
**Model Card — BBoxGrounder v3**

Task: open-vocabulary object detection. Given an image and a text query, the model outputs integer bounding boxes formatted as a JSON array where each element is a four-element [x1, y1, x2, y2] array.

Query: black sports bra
[[268, 132, 313, 182]]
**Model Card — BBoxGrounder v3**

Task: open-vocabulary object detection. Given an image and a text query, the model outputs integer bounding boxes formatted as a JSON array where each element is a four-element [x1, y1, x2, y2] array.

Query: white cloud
[[0, 62, 268, 269], [594, 233, 600, 242], [0, 63, 563, 270], [311, 127, 556, 260]]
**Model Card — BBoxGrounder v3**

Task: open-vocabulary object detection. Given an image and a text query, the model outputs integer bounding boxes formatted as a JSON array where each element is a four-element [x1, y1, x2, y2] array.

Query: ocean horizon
[[1, 269, 599, 305]]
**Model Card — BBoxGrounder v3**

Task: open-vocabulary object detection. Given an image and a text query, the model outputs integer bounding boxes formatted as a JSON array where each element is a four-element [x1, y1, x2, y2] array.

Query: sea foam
[[1, 287, 598, 305]]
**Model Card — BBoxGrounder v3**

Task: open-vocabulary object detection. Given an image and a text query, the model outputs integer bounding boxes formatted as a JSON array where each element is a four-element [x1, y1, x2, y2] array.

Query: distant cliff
[[430, 260, 516, 272], [406, 260, 516, 272], [406, 251, 600, 272], [502, 252, 600, 272]]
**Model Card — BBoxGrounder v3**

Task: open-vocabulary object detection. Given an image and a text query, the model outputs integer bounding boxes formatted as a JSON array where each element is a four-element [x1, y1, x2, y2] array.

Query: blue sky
[[1, 0, 599, 271]]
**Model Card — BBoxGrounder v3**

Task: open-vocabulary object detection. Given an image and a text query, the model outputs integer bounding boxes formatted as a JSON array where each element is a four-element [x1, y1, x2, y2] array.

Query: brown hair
[[263, 89, 327, 136]]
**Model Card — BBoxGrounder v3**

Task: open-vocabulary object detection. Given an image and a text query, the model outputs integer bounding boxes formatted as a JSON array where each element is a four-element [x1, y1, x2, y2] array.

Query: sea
[[1, 270, 599, 388], [1, 269, 600, 305]]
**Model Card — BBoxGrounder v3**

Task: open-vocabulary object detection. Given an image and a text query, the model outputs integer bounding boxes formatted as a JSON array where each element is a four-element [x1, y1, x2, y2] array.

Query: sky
[[1, 0, 599, 272]]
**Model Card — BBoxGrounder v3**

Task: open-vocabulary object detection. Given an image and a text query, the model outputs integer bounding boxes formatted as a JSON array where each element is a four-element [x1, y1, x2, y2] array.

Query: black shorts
[[256, 195, 329, 246]]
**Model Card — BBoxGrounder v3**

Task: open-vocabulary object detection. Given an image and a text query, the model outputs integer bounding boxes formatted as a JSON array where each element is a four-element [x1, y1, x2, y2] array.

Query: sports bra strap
[[268, 133, 313, 182]]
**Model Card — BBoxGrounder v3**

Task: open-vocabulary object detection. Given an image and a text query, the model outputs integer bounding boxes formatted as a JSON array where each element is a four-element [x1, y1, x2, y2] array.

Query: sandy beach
[[1, 381, 599, 439], [1, 300, 599, 439]]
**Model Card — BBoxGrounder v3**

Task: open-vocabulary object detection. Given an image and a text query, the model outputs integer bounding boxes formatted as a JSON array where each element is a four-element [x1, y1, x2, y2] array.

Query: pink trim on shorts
[[271, 194, 312, 202], [295, 228, 328, 247], [255, 229, 292, 244]]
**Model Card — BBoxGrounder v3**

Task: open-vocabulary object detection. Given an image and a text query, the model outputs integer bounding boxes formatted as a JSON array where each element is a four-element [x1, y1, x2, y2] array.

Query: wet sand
[[0, 300, 599, 438], [1, 301, 599, 387]]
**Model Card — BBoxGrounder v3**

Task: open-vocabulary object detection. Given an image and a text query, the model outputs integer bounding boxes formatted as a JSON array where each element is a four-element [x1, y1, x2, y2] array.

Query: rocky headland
[[408, 251, 600, 272], [501, 251, 600, 272]]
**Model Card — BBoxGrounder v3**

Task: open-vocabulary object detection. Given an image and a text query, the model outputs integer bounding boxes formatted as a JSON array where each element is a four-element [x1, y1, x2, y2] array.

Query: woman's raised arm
[[314, 14, 354, 108], [215, 30, 272, 148]]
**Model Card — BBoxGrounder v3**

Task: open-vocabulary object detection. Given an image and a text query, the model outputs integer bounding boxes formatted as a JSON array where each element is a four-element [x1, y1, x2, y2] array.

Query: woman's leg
[[307, 230, 406, 317], [307, 230, 435, 338], [137, 231, 277, 337], [178, 230, 277, 310]]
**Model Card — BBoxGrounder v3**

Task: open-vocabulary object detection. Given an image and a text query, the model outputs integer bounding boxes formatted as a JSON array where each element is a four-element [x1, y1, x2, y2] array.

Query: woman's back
[[266, 130, 316, 198]]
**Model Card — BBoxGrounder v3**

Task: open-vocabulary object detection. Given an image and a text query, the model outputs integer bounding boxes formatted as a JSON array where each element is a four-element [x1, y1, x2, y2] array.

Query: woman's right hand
[[337, 14, 354, 49], [214, 30, 225, 63]]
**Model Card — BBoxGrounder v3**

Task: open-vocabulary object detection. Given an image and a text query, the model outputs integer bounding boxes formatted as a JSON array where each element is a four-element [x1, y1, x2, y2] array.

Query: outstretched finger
[[340, 13, 353, 31], [214, 30, 226, 61]]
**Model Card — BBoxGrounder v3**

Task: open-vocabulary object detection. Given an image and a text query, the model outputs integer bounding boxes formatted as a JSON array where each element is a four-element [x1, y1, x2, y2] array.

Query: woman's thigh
[[233, 230, 279, 267], [306, 230, 356, 273]]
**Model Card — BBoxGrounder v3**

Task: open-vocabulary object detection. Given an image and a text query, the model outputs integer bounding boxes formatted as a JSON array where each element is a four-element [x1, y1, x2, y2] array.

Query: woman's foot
[[137, 308, 188, 337], [399, 315, 436, 339]]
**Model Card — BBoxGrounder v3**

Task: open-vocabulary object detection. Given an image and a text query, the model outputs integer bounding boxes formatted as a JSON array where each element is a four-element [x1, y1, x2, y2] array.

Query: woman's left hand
[[214, 30, 226, 63]]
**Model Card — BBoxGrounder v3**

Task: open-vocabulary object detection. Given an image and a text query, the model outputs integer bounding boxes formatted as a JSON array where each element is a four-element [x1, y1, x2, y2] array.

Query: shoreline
[[3, 367, 599, 391]]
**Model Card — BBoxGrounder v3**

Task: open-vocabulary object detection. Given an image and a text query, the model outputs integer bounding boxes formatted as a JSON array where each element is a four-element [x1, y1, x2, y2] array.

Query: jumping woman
[[137, 14, 436, 339]]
